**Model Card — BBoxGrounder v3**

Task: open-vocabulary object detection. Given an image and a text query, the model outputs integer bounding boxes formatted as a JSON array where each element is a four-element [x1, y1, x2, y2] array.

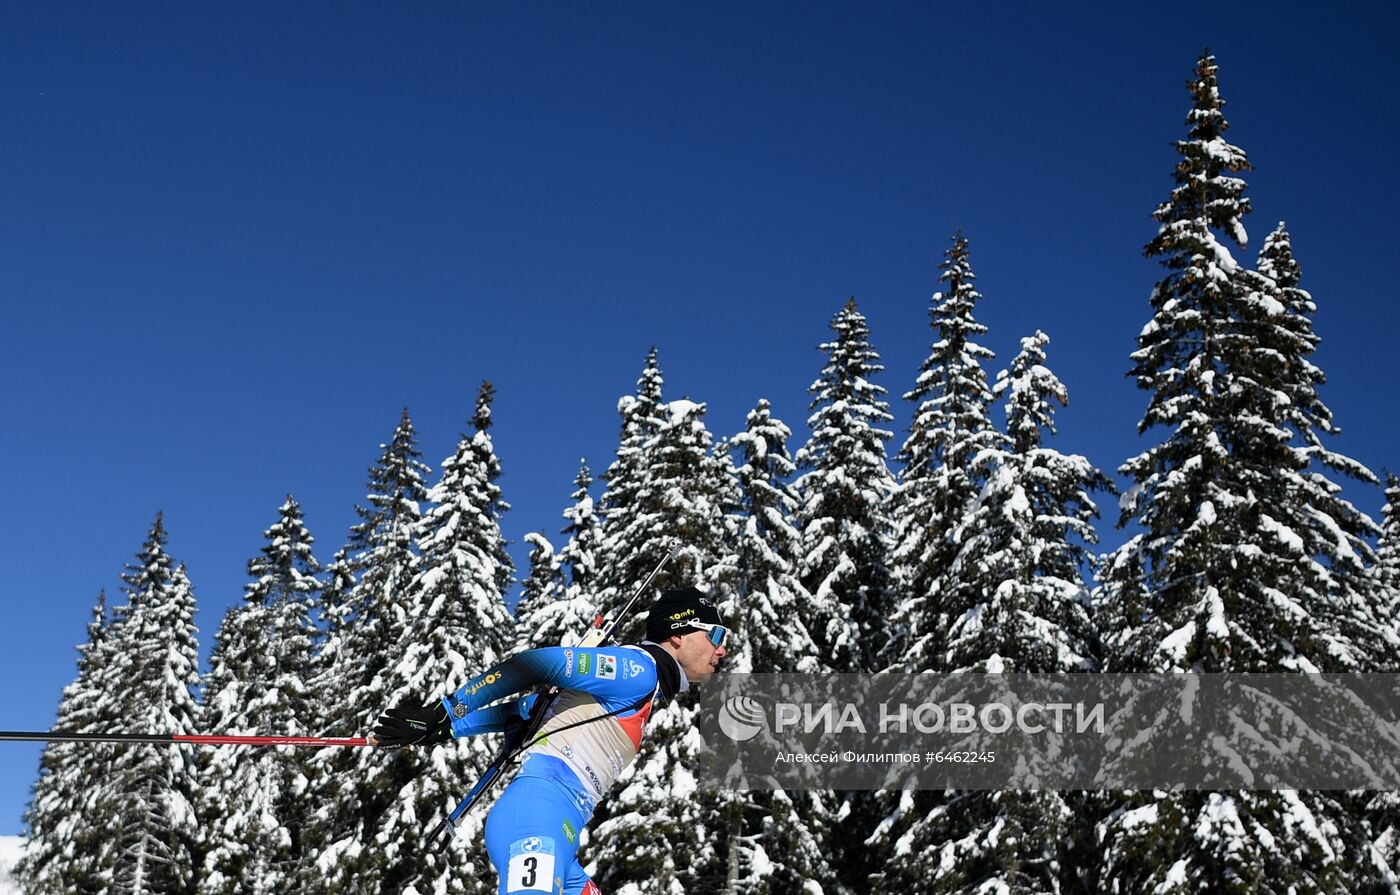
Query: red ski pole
[[0, 730, 378, 747]]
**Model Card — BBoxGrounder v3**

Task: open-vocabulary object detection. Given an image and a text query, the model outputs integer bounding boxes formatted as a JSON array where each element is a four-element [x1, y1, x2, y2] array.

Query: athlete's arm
[[446, 693, 537, 737], [442, 647, 657, 738]]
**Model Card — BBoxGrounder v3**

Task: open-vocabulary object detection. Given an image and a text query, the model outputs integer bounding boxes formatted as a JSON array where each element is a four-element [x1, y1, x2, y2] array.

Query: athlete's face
[[672, 630, 727, 683]]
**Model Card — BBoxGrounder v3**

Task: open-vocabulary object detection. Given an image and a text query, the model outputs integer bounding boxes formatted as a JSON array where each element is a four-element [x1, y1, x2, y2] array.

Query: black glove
[[372, 702, 452, 748]]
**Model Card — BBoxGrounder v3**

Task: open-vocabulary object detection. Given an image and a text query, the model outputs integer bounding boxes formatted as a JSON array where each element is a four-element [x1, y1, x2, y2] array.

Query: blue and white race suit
[[442, 644, 684, 895]]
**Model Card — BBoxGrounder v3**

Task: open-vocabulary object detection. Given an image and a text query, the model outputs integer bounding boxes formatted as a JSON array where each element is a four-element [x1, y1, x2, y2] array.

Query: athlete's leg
[[484, 776, 594, 895]]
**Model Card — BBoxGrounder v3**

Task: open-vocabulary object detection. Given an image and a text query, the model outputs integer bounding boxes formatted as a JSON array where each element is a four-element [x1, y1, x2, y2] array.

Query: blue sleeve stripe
[[450, 649, 568, 711]]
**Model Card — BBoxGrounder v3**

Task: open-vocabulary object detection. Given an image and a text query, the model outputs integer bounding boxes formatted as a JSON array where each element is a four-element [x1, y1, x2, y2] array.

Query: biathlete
[[372, 586, 728, 895]]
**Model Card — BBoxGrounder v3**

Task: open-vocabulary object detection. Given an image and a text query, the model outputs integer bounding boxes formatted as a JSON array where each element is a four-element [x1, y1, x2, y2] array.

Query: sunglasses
[[674, 621, 728, 646]]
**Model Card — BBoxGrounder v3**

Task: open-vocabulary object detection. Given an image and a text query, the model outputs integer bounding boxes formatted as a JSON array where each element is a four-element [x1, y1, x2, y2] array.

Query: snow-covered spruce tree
[[868, 237, 996, 891], [790, 298, 896, 892], [514, 462, 603, 650], [1098, 53, 1385, 676], [731, 399, 821, 675], [1098, 792, 1381, 895], [559, 460, 604, 598], [321, 409, 433, 712], [721, 788, 848, 895], [306, 409, 431, 894], [316, 547, 354, 671], [587, 398, 742, 894], [526, 462, 607, 649], [1363, 475, 1400, 889], [198, 496, 322, 895], [1376, 473, 1400, 640], [1363, 785, 1400, 894], [297, 545, 357, 876], [709, 436, 744, 625], [19, 592, 123, 894], [1253, 222, 1349, 450], [874, 332, 1110, 895], [941, 331, 1110, 674], [513, 531, 568, 650], [794, 297, 896, 674], [593, 348, 670, 632], [359, 382, 517, 895], [1365, 787, 1400, 893], [105, 517, 203, 895], [628, 394, 739, 657], [1094, 51, 1385, 894], [723, 399, 846, 894], [1249, 223, 1394, 668], [888, 234, 1003, 674]]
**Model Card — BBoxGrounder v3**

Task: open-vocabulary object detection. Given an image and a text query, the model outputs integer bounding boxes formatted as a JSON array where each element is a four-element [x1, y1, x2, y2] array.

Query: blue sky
[[2, 3, 1397, 835]]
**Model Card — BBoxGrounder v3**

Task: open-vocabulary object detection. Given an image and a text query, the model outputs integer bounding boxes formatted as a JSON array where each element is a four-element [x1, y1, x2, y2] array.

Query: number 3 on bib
[[507, 837, 557, 893]]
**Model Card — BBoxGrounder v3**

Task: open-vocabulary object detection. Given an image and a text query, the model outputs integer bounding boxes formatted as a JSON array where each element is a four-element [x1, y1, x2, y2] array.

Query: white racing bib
[[506, 836, 556, 893]]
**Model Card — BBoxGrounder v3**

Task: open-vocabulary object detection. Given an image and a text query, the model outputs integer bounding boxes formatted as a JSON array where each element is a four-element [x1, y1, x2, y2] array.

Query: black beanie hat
[[645, 587, 723, 642]]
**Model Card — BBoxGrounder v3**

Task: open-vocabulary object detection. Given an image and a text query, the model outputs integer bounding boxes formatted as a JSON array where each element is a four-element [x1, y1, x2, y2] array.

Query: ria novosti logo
[[715, 694, 1108, 741], [717, 696, 766, 742]]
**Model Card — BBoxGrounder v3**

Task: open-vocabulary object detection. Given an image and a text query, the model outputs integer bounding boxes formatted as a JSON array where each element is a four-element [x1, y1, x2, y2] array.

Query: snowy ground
[[0, 836, 23, 894]]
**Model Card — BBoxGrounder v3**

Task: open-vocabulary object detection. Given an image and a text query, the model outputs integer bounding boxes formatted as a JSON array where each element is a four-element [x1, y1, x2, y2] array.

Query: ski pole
[[428, 537, 682, 848], [0, 731, 376, 748], [588, 536, 683, 648]]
